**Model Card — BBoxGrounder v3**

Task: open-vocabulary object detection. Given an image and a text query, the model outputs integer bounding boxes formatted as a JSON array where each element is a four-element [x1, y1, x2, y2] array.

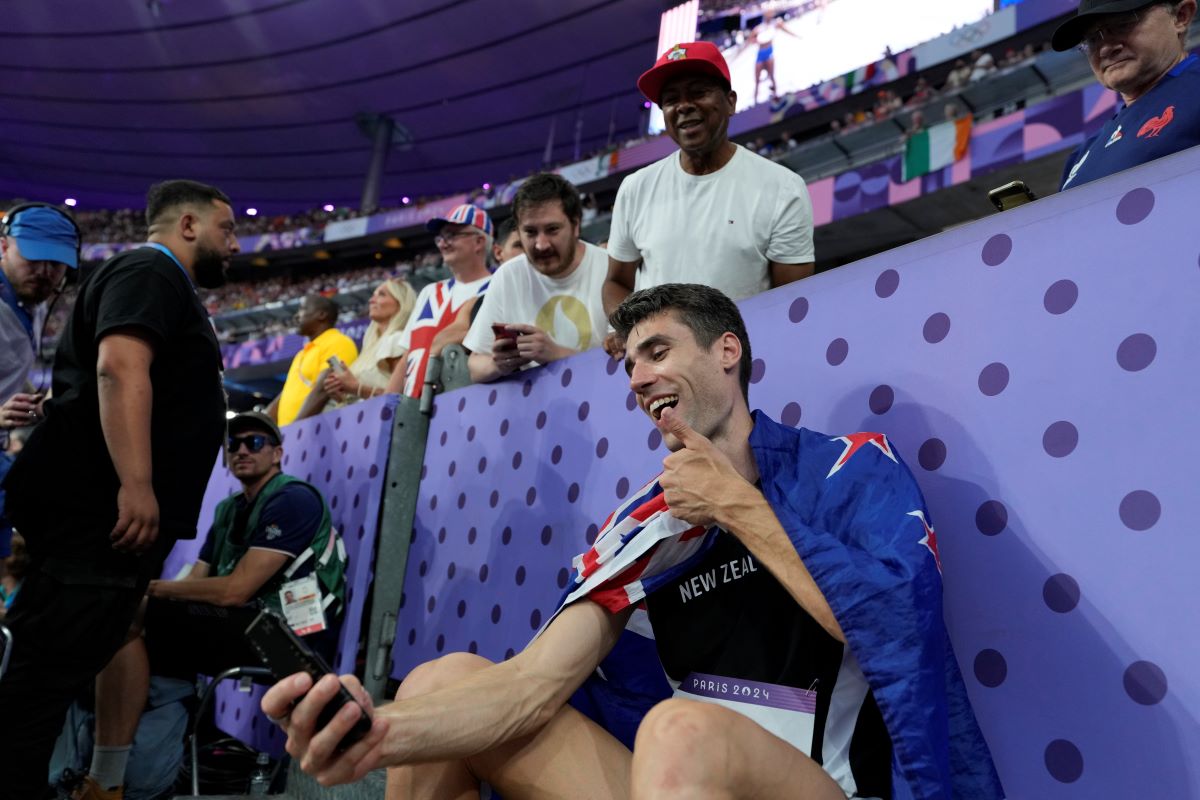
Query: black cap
[[228, 411, 283, 444], [1052, 0, 1161, 51]]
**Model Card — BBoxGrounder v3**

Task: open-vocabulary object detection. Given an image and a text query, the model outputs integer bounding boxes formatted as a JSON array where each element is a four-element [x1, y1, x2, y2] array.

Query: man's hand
[[602, 332, 625, 360], [0, 392, 44, 429], [490, 333, 531, 377], [111, 481, 160, 552], [507, 323, 572, 365], [657, 407, 755, 528], [323, 370, 358, 400], [263, 672, 389, 787]]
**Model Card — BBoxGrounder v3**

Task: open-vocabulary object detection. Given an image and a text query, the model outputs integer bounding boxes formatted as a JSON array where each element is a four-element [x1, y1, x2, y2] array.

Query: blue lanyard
[[0, 267, 34, 341], [142, 243, 194, 288]]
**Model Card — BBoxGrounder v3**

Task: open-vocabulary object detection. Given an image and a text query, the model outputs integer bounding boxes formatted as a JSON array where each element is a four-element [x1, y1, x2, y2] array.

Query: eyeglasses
[[227, 433, 275, 453], [1077, 8, 1149, 53], [435, 229, 480, 246]]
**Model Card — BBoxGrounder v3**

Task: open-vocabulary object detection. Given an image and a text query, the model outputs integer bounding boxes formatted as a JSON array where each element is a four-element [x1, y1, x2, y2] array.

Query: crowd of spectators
[[67, 203, 370, 243]]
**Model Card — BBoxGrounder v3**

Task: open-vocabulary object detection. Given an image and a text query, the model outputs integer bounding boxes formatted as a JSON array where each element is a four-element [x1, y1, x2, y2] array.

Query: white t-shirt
[[607, 144, 814, 301], [463, 242, 609, 359]]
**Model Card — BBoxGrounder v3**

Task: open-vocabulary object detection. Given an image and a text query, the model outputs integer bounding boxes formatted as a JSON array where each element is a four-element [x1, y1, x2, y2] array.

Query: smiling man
[[464, 173, 609, 383], [603, 42, 815, 324], [263, 284, 1002, 800], [1055, 0, 1199, 189], [0, 180, 236, 800]]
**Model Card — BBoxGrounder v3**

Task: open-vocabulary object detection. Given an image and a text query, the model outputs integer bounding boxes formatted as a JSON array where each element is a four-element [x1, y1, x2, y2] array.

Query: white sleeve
[[462, 273, 508, 356], [605, 177, 642, 263], [765, 172, 815, 264]]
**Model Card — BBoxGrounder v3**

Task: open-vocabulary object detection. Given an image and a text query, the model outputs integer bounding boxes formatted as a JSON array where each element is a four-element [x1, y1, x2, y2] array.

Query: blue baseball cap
[[7, 206, 79, 269]]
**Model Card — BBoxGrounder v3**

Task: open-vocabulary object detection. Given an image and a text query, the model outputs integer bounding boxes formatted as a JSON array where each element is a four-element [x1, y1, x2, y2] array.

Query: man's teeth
[[649, 395, 679, 419]]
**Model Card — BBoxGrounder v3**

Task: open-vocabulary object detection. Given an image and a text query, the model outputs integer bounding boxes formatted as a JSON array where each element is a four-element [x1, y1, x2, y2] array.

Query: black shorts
[[143, 598, 340, 680]]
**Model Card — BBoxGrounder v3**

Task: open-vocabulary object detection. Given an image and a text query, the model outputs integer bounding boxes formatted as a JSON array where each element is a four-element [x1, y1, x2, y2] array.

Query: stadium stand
[[4, 0, 1199, 796]]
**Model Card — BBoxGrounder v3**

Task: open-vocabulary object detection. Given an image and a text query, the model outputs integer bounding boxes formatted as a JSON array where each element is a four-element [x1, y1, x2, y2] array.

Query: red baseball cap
[[637, 41, 732, 106]]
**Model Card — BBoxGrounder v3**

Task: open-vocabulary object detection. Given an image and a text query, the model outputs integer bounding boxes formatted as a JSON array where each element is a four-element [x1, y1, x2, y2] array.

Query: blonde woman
[[296, 279, 416, 419]]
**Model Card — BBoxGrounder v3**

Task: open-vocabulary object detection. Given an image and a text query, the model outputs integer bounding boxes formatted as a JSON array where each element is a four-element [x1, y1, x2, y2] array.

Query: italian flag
[[843, 63, 876, 94], [902, 117, 972, 183]]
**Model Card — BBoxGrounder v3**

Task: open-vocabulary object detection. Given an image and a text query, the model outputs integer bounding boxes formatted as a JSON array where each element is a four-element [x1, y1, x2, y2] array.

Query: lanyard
[[142, 242, 194, 288]]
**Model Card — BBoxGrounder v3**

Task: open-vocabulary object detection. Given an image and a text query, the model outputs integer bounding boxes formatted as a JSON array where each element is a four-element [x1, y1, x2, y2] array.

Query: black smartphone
[[988, 180, 1036, 211], [244, 610, 372, 751]]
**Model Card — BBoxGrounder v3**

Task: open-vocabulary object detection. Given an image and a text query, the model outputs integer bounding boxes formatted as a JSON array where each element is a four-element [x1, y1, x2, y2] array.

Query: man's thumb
[[660, 406, 705, 448]]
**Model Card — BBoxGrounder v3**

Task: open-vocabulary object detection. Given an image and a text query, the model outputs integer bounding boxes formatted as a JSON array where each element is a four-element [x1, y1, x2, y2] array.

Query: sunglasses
[[227, 433, 277, 453]]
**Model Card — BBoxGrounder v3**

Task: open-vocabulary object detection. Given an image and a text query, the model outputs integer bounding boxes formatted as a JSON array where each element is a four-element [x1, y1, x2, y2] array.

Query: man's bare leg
[[94, 636, 149, 747], [385, 653, 632, 800], [631, 698, 846, 800]]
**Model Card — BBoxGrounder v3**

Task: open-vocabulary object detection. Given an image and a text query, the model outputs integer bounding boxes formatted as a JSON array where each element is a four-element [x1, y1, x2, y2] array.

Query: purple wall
[[164, 395, 398, 753], [395, 146, 1200, 796]]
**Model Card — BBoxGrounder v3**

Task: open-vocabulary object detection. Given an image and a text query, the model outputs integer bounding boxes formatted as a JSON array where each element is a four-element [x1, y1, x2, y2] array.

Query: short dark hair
[[145, 179, 232, 227], [306, 294, 340, 324], [495, 217, 518, 244], [610, 283, 752, 401], [512, 173, 582, 226]]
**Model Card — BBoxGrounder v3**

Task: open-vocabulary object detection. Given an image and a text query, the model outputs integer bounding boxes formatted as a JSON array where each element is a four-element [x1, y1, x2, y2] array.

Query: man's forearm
[[718, 485, 845, 642], [467, 352, 503, 384], [150, 575, 252, 607], [602, 278, 632, 317]]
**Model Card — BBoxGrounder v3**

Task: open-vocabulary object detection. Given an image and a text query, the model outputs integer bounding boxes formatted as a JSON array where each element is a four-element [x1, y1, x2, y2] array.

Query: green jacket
[[207, 472, 346, 618]]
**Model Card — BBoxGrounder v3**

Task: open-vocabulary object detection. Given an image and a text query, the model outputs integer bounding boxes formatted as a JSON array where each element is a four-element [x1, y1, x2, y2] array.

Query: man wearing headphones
[[0, 203, 79, 426]]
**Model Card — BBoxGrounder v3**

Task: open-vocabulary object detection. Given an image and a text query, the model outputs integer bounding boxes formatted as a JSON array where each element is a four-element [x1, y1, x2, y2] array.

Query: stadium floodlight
[[401, 196, 411, 205], [483, 183, 491, 191], [246, 208, 258, 216], [323, 204, 335, 212], [64, 198, 78, 207]]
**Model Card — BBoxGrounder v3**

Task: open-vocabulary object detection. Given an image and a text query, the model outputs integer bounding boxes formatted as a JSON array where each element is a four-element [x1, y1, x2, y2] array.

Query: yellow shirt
[[276, 328, 359, 425]]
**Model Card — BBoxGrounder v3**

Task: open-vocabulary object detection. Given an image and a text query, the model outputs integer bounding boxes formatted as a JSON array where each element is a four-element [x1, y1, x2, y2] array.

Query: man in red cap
[[602, 42, 815, 328]]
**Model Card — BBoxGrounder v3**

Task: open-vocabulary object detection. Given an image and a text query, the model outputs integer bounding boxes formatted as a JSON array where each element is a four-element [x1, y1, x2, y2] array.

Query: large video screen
[[649, 0, 992, 132]]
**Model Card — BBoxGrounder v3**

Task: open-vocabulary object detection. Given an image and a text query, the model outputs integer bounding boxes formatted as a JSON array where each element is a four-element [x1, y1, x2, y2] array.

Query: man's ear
[[718, 331, 742, 372], [273, 446, 284, 469], [179, 210, 200, 244]]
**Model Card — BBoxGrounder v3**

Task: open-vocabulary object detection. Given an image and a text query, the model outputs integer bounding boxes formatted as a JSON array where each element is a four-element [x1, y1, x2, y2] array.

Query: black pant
[[0, 564, 149, 800]]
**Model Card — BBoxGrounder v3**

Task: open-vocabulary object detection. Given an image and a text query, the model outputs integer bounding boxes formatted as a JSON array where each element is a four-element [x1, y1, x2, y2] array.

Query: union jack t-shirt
[[395, 275, 489, 398]]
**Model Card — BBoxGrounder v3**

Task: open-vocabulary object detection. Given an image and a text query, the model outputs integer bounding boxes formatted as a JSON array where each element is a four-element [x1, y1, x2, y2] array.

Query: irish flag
[[902, 116, 972, 182]]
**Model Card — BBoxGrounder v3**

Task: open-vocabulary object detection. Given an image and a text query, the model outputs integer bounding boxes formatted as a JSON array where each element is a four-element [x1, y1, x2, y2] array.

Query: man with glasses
[[0, 180, 235, 800], [72, 411, 343, 799], [382, 204, 493, 398], [1055, 0, 1199, 189]]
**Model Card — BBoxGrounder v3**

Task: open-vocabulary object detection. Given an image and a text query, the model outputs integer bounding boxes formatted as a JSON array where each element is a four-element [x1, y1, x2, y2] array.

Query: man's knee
[[394, 651, 493, 701], [634, 697, 728, 763]]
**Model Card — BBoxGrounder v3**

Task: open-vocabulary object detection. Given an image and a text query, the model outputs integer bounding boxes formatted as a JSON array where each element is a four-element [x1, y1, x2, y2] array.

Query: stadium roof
[[0, 0, 663, 213]]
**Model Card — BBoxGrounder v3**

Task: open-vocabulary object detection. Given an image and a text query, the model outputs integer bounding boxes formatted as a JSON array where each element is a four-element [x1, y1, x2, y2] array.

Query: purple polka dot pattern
[[868, 385, 893, 415], [875, 269, 899, 298], [1123, 661, 1167, 705], [647, 429, 662, 450], [1115, 187, 1154, 225], [780, 402, 802, 427], [1119, 490, 1160, 531], [616, 477, 630, 499], [1042, 421, 1079, 458], [788, 296, 809, 323], [1043, 280, 1078, 315], [974, 649, 1007, 687], [922, 313, 950, 344], [750, 359, 766, 384], [1043, 573, 1080, 613], [1117, 333, 1156, 372], [826, 338, 848, 366], [918, 438, 946, 471], [976, 500, 1008, 536], [981, 233, 1012, 266], [978, 362, 1009, 396], [1044, 739, 1084, 783]]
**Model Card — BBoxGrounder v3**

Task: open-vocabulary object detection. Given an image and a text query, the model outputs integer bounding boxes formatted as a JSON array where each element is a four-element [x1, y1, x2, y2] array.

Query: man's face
[[518, 200, 580, 279], [294, 297, 326, 337], [0, 237, 67, 305], [192, 200, 239, 289], [227, 430, 281, 484], [1083, 2, 1191, 97], [435, 223, 485, 270], [493, 229, 524, 264], [660, 75, 736, 156], [624, 310, 741, 452]]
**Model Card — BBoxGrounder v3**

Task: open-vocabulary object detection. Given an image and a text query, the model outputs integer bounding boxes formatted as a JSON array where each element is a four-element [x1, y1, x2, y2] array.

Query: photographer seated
[[75, 411, 346, 800]]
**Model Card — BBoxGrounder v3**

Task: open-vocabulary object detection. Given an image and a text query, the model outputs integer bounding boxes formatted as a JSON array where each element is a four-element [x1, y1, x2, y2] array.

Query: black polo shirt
[[4, 246, 225, 575]]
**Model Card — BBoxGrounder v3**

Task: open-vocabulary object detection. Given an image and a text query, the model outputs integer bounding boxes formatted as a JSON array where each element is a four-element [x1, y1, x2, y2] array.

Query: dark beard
[[194, 245, 227, 289]]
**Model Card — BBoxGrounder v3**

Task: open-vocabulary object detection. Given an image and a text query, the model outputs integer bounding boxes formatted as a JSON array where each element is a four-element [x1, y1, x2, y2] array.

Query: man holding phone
[[464, 173, 609, 383], [267, 294, 358, 426]]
